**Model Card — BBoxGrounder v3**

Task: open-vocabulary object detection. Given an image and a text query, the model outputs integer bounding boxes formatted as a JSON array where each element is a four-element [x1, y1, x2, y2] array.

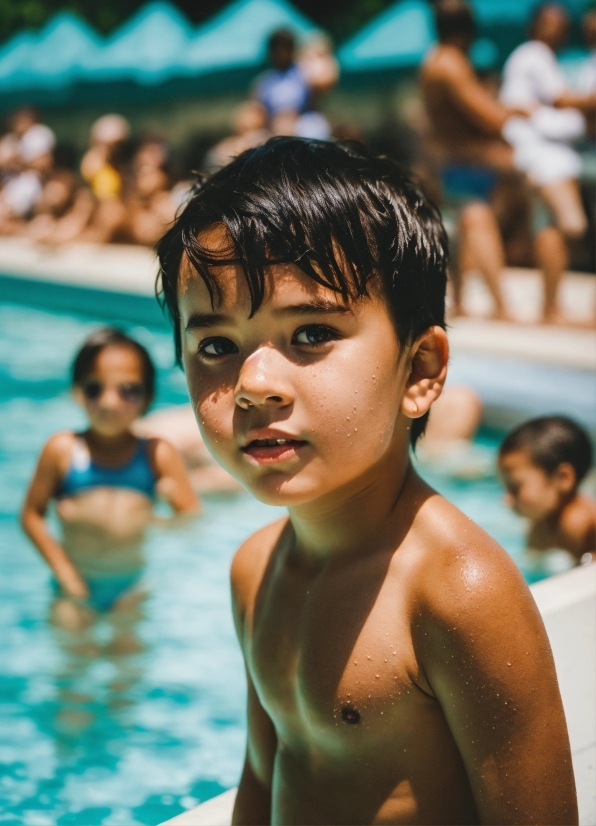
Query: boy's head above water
[[72, 327, 155, 436], [498, 415, 593, 520], [157, 137, 449, 505]]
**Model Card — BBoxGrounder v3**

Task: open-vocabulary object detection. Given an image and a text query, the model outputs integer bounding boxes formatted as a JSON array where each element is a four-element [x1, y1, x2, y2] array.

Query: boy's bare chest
[[247, 556, 425, 742]]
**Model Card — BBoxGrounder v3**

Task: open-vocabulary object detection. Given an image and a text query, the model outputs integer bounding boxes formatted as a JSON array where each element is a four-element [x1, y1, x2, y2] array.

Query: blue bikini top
[[58, 436, 157, 499]]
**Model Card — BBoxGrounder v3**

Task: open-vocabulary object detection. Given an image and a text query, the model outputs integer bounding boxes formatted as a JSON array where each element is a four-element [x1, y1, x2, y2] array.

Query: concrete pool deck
[[162, 563, 596, 826]]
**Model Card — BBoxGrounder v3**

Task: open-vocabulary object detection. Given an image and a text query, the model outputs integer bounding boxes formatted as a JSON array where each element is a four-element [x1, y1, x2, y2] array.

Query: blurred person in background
[[204, 101, 270, 171], [21, 328, 200, 632], [125, 136, 177, 246], [253, 28, 335, 139], [421, 0, 527, 320], [25, 167, 94, 245], [79, 114, 130, 244], [500, 3, 595, 249], [0, 107, 55, 234], [499, 416, 596, 568], [421, 0, 584, 324]]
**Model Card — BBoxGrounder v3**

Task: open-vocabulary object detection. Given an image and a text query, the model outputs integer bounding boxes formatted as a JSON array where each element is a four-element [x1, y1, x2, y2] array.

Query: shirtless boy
[[499, 415, 596, 565], [157, 137, 577, 824]]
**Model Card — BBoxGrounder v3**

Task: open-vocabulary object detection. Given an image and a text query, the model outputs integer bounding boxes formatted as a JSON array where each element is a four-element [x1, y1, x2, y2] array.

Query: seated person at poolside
[[25, 169, 94, 245], [21, 328, 200, 629], [499, 415, 596, 566], [0, 107, 55, 236], [156, 136, 576, 824], [204, 102, 270, 172]]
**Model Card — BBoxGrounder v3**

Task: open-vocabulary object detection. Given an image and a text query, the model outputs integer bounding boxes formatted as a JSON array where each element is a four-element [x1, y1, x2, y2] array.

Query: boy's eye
[[198, 337, 239, 357], [293, 325, 337, 346]]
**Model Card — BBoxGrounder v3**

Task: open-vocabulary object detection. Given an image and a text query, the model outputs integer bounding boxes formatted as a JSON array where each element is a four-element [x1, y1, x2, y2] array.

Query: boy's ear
[[401, 326, 448, 419], [553, 462, 577, 494]]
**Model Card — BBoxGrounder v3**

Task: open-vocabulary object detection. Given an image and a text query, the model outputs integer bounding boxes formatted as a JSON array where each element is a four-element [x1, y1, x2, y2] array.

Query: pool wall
[[162, 563, 596, 826]]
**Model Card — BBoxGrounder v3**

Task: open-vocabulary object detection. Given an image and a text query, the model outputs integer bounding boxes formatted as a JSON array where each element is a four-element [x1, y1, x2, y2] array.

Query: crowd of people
[[0, 108, 185, 247], [0, 1, 594, 324], [0, 27, 339, 250]]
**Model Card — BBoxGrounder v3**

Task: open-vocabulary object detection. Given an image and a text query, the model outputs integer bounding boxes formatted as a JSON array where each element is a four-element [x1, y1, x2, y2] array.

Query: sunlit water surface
[[0, 301, 563, 825]]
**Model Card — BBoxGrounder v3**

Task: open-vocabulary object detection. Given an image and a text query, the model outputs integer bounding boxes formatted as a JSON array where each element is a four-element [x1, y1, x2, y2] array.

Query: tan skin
[[176, 224, 577, 825], [499, 449, 596, 563], [21, 345, 200, 622], [420, 39, 519, 173]]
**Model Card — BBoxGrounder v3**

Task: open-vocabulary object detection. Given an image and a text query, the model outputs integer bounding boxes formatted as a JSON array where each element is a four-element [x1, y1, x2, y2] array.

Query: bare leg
[[534, 226, 568, 324], [458, 202, 509, 319], [537, 179, 587, 240]]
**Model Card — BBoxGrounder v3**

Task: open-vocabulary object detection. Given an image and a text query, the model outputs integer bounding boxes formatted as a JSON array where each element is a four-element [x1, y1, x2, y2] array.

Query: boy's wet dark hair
[[156, 137, 448, 444], [434, 0, 477, 43], [72, 327, 156, 402], [499, 415, 593, 486]]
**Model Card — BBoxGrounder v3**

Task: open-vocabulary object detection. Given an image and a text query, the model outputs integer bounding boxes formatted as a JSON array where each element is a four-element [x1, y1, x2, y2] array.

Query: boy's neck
[[288, 437, 417, 560]]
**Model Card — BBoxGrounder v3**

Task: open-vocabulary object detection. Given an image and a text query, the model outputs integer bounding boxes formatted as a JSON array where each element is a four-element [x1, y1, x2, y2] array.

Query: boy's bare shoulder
[[407, 491, 535, 632], [231, 517, 290, 616]]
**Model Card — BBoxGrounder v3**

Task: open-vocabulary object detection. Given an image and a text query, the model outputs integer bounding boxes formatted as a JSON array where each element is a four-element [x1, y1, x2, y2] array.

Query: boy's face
[[178, 225, 417, 507], [498, 449, 570, 520]]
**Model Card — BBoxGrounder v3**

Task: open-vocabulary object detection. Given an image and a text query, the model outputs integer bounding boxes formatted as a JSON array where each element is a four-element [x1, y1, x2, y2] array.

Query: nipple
[[341, 706, 361, 725]]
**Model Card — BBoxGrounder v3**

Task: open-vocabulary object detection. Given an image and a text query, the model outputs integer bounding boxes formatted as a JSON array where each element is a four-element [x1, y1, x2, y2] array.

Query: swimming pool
[[0, 299, 577, 825]]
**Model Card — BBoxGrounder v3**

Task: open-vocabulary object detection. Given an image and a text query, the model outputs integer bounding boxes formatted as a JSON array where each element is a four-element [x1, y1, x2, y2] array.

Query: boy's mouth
[[242, 437, 307, 464]]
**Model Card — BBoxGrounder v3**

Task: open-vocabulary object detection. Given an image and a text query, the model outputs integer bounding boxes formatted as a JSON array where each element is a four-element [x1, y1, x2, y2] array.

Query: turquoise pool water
[[0, 300, 563, 825]]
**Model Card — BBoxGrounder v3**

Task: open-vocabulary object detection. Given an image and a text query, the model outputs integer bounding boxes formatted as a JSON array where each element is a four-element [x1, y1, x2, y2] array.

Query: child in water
[[157, 137, 576, 824], [21, 328, 200, 628], [499, 415, 596, 566]]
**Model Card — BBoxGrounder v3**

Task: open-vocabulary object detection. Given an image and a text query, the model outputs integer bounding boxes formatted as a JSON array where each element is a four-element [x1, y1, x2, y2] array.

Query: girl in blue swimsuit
[[21, 327, 200, 626]]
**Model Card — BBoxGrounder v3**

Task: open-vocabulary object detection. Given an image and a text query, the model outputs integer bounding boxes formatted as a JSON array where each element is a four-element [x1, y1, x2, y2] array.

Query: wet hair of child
[[71, 326, 156, 403], [499, 415, 593, 487], [156, 136, 448, 446]]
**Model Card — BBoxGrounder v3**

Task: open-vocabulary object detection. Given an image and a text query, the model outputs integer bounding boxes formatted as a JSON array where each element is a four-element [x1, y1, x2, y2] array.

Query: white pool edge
[[161, 563, 596, 826]]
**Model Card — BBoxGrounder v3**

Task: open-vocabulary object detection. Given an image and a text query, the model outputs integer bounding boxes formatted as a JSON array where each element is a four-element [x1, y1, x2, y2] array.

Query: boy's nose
[[234, 348, 293, 410]]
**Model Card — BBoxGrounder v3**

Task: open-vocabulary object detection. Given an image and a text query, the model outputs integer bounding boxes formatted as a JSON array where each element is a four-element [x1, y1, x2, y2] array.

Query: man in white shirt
[[501, 3, 595, 240]]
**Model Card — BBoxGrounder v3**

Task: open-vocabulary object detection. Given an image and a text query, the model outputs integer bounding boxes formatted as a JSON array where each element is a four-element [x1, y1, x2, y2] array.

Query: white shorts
[[503, 116, 582, 186]]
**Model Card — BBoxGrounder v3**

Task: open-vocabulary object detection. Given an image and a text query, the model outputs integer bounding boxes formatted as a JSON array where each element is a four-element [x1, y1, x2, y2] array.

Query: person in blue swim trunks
[[21, 327, 200, 628]]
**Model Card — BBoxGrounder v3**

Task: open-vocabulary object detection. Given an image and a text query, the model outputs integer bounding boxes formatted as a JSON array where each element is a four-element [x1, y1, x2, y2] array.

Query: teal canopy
[[78, 2, 193, 85], [182, 0, 318, 74], [338, 0, 587, 75], [0, 13, 101, 90], [471, 0, 587, 24], [338, 0, 434, 72], [0, 0, 319, 94]]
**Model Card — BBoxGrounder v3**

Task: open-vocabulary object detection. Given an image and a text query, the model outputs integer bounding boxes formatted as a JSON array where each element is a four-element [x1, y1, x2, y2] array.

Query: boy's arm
[[233, 672, 277, 825], [418, 538, 577, 825], [230, 527, 283, 825], [150, 438, 201, 517], [20, 435, 89, 599]]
